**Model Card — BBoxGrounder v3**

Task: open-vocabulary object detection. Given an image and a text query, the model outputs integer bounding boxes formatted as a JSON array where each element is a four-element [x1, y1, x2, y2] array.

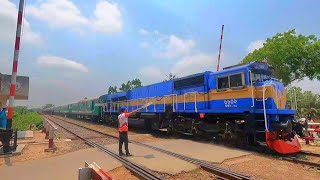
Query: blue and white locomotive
[[51, 61, 301, 154], [99, 61, 301, 154]]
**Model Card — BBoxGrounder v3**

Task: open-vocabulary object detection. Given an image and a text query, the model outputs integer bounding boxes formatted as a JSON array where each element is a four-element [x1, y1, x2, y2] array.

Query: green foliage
[[119, 81, 131, 91], [131, 78, 142, 88], [12, 108, 43, 131], [286, 86, 320, 119], [108, 78, 143, 93], [164, 73, 177, 82], [107, 86, 118, 94], [42, 104, 54, 109], [242, 29, 320, 85]]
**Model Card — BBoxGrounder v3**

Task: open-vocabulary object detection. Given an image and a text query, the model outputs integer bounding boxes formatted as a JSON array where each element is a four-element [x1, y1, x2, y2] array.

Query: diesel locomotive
[[46, 61, 302, 154]]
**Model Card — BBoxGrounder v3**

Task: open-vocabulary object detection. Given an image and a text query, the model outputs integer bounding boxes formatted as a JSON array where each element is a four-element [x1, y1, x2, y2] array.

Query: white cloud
[[27, 0, 88, 29], [163, 35, 195, 58], [139, 28, 149, 35], [139, 30, 195, 59], [247, 40, 265, 53], [171, 53, 215, 76], [139, 66, 163, 78], [138, 28, 161, 36], [0, 0, 42, 44], [92, 1, 122, 33], [37, 55, 89, 73], [27, 0, 122, 34], [140, 41, 149, 49], [139, 66, 164, 83]]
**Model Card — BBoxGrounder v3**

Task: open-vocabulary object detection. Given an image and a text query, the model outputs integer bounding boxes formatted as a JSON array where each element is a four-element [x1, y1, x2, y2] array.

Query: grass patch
[[12, 107, 43, 131]]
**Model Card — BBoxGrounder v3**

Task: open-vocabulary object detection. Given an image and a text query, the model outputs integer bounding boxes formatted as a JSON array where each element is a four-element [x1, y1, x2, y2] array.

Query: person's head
[[120, 107, 127, 113]]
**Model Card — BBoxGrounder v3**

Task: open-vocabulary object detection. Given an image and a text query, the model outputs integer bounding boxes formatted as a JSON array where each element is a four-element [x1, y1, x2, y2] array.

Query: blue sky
[[0, 0, 319, 107]]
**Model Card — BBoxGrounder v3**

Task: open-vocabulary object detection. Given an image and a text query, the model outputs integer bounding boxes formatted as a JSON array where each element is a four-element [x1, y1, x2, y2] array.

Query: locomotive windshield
[[250, 62, 274, 82], [251, 73, 271, 82]]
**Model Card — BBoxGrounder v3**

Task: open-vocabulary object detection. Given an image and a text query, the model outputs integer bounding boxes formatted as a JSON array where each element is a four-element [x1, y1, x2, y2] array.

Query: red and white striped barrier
[[302, 121, 320, 144], [216, 25, 224, 72], [43, 119, 58, 151], [7, 0, 24, 129], [302, 136, 320, 141], [79, 162, 114, 180], [305, 128, 320, 133]]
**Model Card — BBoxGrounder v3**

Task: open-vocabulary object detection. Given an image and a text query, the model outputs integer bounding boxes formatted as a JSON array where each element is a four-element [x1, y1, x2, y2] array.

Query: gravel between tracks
[[49, 117, 118, 145], [53, 115, 171, 142]]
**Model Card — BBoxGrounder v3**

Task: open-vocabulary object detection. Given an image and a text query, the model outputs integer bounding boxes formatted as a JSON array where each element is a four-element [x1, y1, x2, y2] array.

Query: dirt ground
[[165, 169, 218, 180], [301, 142, 320, 153], [222, 153, 320, 180], [108, 166, 139, 180], [2, 116, 320, 180], [0, 131, 89, 166]]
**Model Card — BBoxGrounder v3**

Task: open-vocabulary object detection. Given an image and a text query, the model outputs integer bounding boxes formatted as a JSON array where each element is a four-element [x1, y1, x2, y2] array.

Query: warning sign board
[[0, 74, 29, 100]]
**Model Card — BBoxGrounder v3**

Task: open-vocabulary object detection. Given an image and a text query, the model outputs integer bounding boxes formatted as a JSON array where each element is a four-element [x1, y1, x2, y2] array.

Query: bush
[[12, 108, 43, 131]]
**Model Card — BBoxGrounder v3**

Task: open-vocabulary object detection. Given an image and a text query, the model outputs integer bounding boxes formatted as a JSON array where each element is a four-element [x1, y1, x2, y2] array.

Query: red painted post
[[48, 126, 54, 149], [216, 25, 224, 72], [7, 0, 25, 129]]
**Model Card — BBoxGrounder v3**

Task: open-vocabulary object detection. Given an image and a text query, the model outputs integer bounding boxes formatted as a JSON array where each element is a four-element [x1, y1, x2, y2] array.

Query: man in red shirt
[[118, 107, 142, 156]]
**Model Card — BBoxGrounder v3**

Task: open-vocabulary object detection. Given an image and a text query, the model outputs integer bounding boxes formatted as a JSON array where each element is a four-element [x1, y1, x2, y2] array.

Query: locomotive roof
[[214, 61, 270, 75], [173, 71, 212, 81]]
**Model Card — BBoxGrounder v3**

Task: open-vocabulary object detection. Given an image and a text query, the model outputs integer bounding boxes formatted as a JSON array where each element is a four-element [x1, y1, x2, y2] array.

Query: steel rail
[[43, 115, 162, 180], [280, 156, 320, 169], [47, 115, 251, 180], [281, 151, 320, 169], [300, 151, 320, 158]]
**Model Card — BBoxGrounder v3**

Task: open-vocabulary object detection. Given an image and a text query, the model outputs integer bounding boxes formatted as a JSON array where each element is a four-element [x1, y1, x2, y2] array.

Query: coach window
[[230, 73, 244, 88], [217, 76, 229, 89]]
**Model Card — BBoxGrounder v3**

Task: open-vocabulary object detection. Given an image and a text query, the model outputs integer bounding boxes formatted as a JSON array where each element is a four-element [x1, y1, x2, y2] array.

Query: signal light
[[200, 113, 205, 119]]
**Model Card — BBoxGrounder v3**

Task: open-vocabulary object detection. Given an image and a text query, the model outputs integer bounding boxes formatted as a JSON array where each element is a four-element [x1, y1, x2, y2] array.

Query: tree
[[107, 86, 118, 95], [164, 73, 177, 82], [242, 30, 320, 85], [286, 86, 320, 118], [42, 104, 54, 109], [131, 78, 142, 88], [119, 79, 143, 91]]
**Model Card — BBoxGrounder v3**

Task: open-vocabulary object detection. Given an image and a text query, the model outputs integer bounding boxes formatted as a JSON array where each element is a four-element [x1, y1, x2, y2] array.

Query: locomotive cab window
[[217, 76, 229, 89], [230, 73, 244, 88]]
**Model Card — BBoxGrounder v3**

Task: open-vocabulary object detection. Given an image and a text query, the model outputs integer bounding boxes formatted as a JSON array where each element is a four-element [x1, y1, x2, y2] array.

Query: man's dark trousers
[[119, 131, 129, 155]]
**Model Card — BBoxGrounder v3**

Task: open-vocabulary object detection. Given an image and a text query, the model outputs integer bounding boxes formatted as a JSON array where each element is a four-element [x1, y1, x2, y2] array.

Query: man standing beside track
[[118, 107, 142, 156]]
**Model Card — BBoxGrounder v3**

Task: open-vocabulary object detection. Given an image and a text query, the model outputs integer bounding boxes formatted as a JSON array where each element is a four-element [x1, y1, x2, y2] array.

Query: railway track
[[280, 156, 320, 169], [243, 146, 320, 169], [280, 151, 320, 169], [43, 115, 162, 180], [45, 114, 251, 180], [300, 151, 320, 158]]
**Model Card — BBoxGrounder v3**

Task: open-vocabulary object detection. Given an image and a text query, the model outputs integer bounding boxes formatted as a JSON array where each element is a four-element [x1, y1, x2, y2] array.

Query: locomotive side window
[[174, 74, 204, 89], [230, 73, 244, 87], [217, 76, 229, 89]]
